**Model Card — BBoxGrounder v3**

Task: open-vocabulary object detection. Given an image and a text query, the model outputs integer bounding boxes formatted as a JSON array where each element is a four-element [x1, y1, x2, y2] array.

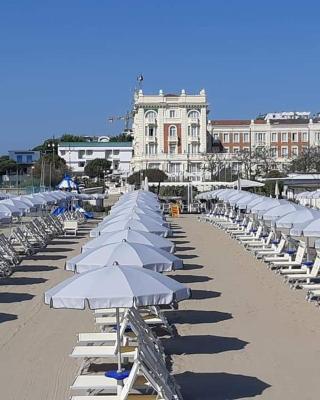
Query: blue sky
[[0, 0, 319, 151]]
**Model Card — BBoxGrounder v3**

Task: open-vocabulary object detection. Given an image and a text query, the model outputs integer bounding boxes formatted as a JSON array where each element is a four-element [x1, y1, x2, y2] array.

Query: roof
[[58, 142, 132, 148], [210, 120, 251, 126]]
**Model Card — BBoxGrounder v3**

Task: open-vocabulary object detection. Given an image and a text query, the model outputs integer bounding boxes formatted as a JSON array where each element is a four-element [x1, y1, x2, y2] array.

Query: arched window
[[145, 110, 157, 123], [169, 125, 177, 137], [188, 110, 200, 119]]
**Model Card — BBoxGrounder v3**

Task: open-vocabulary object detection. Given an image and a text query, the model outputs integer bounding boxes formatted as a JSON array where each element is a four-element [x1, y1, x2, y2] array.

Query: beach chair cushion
[[105, 370, 130, 380]]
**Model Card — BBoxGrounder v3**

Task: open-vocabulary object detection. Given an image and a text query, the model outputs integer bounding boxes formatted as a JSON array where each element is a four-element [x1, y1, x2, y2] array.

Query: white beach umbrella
[[23, 194, 47, 207], [91, 218, 171, 238], [0, 202, 22, 217], [0, 204, 13, 222], [66, 240, 183, 273], [249, 198, 282, 214], [275, 208, 320, 231], [2, 198, 31, 213], [236, 194, 263, 210], [99, 212, 168, 228], [45, 264, 190, 372], [228, 192, 258, 207], [217, 189, 239, 200], [106, 206, 164, 221], [82, 228, 175, 253], [261, 203, 302, 223]]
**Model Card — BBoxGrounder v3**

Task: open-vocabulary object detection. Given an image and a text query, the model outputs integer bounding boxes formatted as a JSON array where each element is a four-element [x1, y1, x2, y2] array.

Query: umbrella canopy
[[290, 216, 320, 237], [23, 194, 48, 207], [57, 175, 78, 190], [275, 208, 320, 229], [90, 218, 170, 238], [0, 202, 22, 217], [105, 206, 164, 221], [2, 198, 30, 213], [236, 194, 262, 210], [45, 263, 190, 309], [99, 212, 168, 228], [228, 192, 258, 207], [82, 228, 174, 253], [217, 189, 239, 201], [66, 240, 183, 273], [261, 202, 301, 222], [0, 204, 12, 222], [249, 198, 282, 214]]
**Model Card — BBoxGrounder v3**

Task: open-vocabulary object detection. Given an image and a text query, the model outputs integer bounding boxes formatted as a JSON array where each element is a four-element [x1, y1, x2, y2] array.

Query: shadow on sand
[[163, 334, 248, 355], [182, 264, 203, 271], [166, 310, 232, 325], [178, 254, 198, 260], [175, 246, 196, 252], [175, 371, 270, 400], [0, 277, 47, 286], [191, 289, 221, 300], [0, 292, 34, 303], [0, 312, 18, 324], [28, 254, 66, 261], [15, 265, 58, 272], [39, 247, 73, 253], [171, 274, 212, 284], [173, 240, 190, 245]]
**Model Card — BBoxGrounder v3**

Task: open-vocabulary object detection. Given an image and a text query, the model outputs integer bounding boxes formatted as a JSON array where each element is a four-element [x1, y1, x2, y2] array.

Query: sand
[[168, 215, 320, 399], [0, 222, 96, 400], [1, 215, 320, 399]]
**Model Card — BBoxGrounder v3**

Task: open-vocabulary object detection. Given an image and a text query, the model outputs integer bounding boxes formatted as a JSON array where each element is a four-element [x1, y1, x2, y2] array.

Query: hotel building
[[131, 89, 210, 181]]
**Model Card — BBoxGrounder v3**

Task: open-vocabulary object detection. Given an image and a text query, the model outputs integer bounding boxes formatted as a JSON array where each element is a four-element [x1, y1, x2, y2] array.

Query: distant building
[[8, 150, 40, 164], [131, 89, 209, 181], [58, 142, 133, 176], [208, 118, 320, 164], [258, 111, 311, 120]]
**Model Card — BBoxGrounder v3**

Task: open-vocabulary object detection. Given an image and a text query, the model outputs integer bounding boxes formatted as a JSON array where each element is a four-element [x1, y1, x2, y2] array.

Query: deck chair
[[237, 226, 263, 243], [245, 231, 273, 250], [256, 238, 286, 259], [285, 255, 320, 288], [273, 243, 307, 272]]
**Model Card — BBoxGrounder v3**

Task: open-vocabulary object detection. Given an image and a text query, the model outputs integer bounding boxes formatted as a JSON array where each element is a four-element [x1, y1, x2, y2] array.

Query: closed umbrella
[[66, 240, 183, 273], [45, 263, 190, 373], [82, 228, 174, 253]]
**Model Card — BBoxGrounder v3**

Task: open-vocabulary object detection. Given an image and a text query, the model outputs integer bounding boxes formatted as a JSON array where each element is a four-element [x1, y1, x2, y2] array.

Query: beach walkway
[[169, 215, 320, 400]]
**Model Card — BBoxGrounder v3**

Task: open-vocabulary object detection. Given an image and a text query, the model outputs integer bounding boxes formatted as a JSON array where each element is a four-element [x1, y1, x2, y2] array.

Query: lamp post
[[47, 142, 56, 189], [31, 166, 35, 193]]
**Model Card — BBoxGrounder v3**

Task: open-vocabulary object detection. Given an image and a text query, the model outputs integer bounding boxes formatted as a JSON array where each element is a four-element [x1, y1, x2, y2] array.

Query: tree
[[253, 147, 275, 177], [289, 146, 320, 173], [33, 154, 69, 187], [0, 156, 17, 176], [203, 154, 223, 181], [109, 133, 133, 142], [84, 158, 112, 179], [127, 169, 168, 193], [60, 134, 86, 142], [235, 149, 253, 179]]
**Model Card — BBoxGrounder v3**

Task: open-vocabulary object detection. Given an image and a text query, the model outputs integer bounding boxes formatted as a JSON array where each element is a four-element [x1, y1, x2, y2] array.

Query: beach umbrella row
[[45, 189, 190, 376]]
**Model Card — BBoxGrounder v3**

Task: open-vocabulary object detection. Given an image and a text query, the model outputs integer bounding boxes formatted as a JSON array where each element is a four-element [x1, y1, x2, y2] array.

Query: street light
[[31, 166, 35, 193]]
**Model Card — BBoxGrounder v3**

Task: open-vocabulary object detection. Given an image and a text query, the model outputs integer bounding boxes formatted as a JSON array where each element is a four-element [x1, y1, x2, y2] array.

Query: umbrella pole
[[116, 307, 122, 373]]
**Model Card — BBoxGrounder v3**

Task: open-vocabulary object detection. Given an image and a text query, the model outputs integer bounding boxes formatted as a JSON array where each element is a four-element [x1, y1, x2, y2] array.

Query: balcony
[[146, 135, 157, 143], [188, 135, 200, 143], [168, 135, 178, 143], [188, 117, 199, 124]]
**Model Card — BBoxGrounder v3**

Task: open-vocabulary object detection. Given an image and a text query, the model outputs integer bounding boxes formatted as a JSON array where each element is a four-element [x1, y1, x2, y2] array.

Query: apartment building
[[58, 142, 133, 176], [131, 89, 209, 181], [208, 118, 320, 161]]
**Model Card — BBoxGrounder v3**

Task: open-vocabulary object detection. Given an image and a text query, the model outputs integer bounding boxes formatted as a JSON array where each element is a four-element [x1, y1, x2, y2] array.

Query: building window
[[86, 150, 93, 155], [281, 147, 288, 157], [188, 143, 199, 154], [223, 133, 229, 143], [271, 132, 278, 142], [78, 150, 85, 159], [169, 110, 175, 118], [292, 132, 298, 142], [243, 132, 249, 142], [60, 150, 66, 155], [148, 126, 156, 137], [105, 150, 111, 159], [302, 132, 308, 142], [188, 125, 198, 137], [224, 146, 229, 153], [255, 132, 265, 144], [243, 147, 250, 152], [113, 150, 120, 155], [281, 132, 288, 142], [169, 125, 177, 138], [145, 110, 157, 123], [169, 144, 176, 154], [233, 133, 239, 143], [149, 144, 157, 155], [78, 161, 85, 168], [168, 163, 181, 173], [291, 147, 298, 156], [233, 147, 240, 153], [270, 147, 277, 157], [315, 132, 320, 143], [26, 155, 32, 163], [188, 110, 199, 119]]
